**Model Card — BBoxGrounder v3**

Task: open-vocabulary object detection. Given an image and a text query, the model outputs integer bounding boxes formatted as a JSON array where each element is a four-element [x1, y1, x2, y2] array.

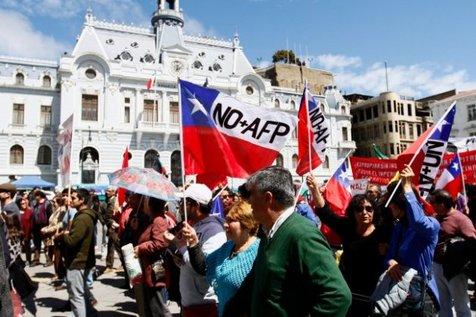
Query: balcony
[[137, 121, 180, 134]]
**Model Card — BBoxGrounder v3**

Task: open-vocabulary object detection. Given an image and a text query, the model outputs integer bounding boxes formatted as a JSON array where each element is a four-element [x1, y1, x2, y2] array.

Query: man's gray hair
[[247, 166, 295, 208]]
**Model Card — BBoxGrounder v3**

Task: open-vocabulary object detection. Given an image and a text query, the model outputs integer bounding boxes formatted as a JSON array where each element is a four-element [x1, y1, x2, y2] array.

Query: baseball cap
[[176, 183, 212, 205]]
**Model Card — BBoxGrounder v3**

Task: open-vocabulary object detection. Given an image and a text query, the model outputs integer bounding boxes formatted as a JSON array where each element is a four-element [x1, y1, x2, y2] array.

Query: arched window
[[292, 154, 298, 169], [10, 145, 24, 164], [37, 145, 52, 165], [79, 147, 99, 184], [144, 149, 159, 169], [275, 154, 284, 167], [340, 105, 346, 114], [171, 150, 182, 186], [42, 75, 51, 88], [15, 73, 24, 85], [275, 99, 281, 108], [290, 100, 296, 110]]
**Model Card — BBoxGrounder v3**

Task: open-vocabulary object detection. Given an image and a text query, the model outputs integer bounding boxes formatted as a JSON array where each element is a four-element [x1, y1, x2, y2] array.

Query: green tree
[[272, 50, 303, 65]]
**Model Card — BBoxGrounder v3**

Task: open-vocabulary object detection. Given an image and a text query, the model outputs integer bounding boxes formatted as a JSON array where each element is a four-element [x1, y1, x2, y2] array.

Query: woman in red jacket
[[134, 196, 172, 317], [18, 198, 32, 265]]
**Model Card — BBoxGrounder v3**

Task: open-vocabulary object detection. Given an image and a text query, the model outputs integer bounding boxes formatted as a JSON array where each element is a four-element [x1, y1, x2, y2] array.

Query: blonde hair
[[226, 199, 258, 235]]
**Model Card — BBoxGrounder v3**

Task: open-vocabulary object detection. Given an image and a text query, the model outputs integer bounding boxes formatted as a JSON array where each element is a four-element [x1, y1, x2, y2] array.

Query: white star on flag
[[451, 162, 459, 171], [436, 119, 449, 132], [188, 94, 207, 115]]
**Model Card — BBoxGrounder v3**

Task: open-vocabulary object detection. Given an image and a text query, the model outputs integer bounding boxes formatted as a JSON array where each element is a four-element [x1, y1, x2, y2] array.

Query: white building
[[430, 89, 476, 139], [0, 0, 355, 186]]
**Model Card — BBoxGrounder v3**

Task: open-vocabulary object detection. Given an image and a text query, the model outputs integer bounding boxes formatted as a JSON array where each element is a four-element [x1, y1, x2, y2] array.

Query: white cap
[[176, 183, 212, 205]]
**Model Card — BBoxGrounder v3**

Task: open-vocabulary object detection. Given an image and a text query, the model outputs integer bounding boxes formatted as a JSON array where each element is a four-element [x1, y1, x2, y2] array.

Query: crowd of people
[[0, 164, 475, 316]]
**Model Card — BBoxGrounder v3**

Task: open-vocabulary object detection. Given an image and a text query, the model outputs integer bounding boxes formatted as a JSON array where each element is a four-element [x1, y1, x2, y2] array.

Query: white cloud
[[315, 54, 362, 70], [0, 9, 69, 60], [1, 0, 148, 24], [183, 16, 216, 37], [313, 55, 476, 97]]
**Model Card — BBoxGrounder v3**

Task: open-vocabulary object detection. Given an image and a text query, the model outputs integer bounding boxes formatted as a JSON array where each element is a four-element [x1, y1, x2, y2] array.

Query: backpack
[[33, 201, 49, 226]]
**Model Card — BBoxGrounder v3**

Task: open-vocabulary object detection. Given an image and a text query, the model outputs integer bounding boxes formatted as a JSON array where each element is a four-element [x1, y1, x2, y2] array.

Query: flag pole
[[212, 183, 229, 201], [384, 101, 457, 207], [305, 83, 313, 176], [177, 78, 188, 223], [456, 149, 468, 200], [68, 114, 76, 198]]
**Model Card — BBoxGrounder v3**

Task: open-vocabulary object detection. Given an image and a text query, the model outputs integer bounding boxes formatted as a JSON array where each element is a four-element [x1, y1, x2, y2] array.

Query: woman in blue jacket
[[384, 165, 440, 316]]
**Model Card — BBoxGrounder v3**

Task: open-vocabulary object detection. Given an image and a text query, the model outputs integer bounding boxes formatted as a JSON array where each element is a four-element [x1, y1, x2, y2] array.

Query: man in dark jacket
[[55, 188, 97, 317]]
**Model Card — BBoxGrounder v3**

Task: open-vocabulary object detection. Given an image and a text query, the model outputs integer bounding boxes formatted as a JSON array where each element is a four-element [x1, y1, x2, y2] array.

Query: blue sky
[[1, 0, 475, 97]]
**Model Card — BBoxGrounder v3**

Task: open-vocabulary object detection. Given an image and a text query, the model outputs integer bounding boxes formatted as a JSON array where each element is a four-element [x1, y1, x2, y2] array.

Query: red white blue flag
[[324, 159, 353, 215], [179, 80, 297, 178], [57, 114, 74, 187], [296, 87, 329, 176], [435, 154, 464, 199], [398, 102, 456, 199]]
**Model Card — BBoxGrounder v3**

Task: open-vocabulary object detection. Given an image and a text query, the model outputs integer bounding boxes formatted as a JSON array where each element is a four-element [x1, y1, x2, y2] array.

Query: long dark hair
[[4, 213, 23, 239], [345, 194, 371, 228]]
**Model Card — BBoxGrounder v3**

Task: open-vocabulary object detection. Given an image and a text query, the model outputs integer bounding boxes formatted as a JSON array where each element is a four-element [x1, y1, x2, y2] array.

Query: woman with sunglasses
[[306, 175, 387, 317]]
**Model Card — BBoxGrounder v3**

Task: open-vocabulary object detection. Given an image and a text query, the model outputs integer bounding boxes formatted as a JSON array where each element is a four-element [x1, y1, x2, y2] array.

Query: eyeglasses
[[357, 205, 374, 213]]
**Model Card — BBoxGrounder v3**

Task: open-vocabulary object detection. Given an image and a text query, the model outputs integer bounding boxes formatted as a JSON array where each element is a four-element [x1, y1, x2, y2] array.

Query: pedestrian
[[54, 188, 97, 317], [18, 198, 33, 265], [218, 187, 235, 216], [31, 190, 53, 266], [0, 183, 20, 218], [429, 189, 476, 317], [307, 175, 387, 316], [379, 165, 440, 315], [134, 196, 172, 317], [224, 166, 351, 316], [104, 186, 120, 274], [41, 195, 67, 276], [0, 212, 13, 316], [182, 199, 259, 316], [168, 183, 227, 317]]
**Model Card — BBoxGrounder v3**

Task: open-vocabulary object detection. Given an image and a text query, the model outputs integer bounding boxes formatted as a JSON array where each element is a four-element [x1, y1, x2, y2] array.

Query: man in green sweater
[[224, 166, 351, 316], [55, 188, 97, 317]]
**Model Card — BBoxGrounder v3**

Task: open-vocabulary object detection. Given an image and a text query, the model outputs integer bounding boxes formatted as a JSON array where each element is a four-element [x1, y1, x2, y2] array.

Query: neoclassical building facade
[[0, 0, 355, 186]]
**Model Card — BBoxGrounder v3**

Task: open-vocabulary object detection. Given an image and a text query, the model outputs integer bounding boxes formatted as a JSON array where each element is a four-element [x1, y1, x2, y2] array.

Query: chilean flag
[[296, 88, 329, 176], [435, 154, 464, 199], [179, 80, 297, 178], [397, 102, 456, 199], [323, 159, 353, 245]]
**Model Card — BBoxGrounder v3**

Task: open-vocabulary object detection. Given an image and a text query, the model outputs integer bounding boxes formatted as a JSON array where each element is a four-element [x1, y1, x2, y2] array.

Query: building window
[[193, 60, 203, 70], [324, 156, 330, 169], [212, 63, 222, 72], [37, 145, 52, 165], [409, 124, 414, 139], [387, 100, 391, 113], [42, 75, 51, 87], [417, 124, 422, 136], [373, 105, 378, 118], [12, 103, 25, 125], [81, 94, 98, 121], [400, 122, 406, 139], [292, 154, 298, 169], [246, 86, 254, 96], [144, 149, 159, 169], [394, 121, 398, 133], [342, 127, 348, 141], [85, 69, 97, 79], [275, 154, 284, 167], [340, 105, 346, 114], [124, 106, 130, 123], [170, 101, 179, 124], [365, 108, 372, 120], [10, 145, 24, 164], [143, 54, 155, 63], [383, 123, 387, 134], [393, 100, 397, 113], [40, 105, 52, 127], [407, 104, 412, 116], [291, 100, 296, 110], [468, 104, 476, 121], [15, 73, 24, 85], [143, 99, 158, 122], [390, 143, 395, 155], [388, 121, 393, 133], [359, 109, 364, 121], [274, 99, 281, 108]]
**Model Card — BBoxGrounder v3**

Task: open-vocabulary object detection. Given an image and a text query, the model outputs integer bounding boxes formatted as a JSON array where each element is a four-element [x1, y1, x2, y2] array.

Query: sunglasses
[[357, 205, 374, 213]]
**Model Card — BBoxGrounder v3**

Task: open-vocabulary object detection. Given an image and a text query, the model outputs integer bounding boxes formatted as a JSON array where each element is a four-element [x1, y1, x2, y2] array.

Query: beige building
[[256, 63, 334, 95], [347, 91, 433, 157]]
